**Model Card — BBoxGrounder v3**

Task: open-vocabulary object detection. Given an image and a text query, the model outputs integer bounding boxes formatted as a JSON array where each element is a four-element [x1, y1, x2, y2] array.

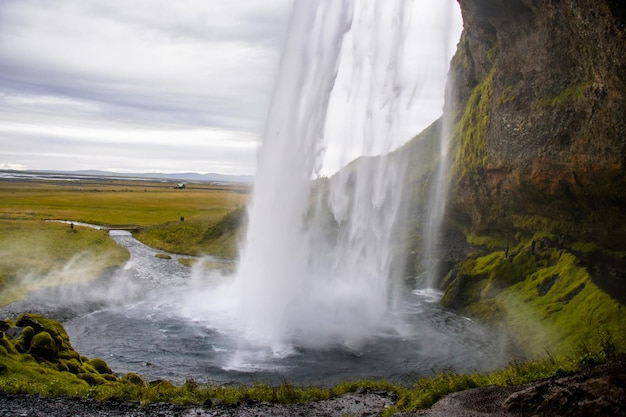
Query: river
[[3, 229, 507, 386]]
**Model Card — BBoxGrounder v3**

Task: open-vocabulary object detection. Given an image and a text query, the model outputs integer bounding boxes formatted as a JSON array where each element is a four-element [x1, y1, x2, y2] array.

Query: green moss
[[537, 81, 591, 107], [441, 247, 626, 358], [88, 358, 113, 374], [451, 69, 494, 181], [29, 331, 58, 360], [121, 372, 145, 386], [60, 358, 82, 374], [465, 232, 508, 250], [496, 85, 515, 105], [14, 326, 34, 353], [498, 252, 625, 356], [78, 372, 107, 386]]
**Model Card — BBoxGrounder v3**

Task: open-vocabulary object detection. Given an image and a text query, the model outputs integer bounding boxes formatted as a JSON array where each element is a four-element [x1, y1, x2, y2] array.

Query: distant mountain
[[0, 169, 254, 184], [69, 170, 254, 183]]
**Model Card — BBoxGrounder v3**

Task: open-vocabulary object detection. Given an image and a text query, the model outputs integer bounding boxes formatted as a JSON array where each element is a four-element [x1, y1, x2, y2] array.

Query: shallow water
[[53, 232, 508, 386]]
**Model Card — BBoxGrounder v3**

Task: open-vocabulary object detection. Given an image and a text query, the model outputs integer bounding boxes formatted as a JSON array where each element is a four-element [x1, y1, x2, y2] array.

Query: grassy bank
[[0, 219, 128, 307], [0, 313, 623, 414], [440, 234, 626, 358], [0, 177, 250, 305]]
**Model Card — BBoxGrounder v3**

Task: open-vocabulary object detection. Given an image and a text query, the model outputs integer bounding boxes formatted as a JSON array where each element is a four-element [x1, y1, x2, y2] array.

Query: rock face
[[446, 0, 626, 249]]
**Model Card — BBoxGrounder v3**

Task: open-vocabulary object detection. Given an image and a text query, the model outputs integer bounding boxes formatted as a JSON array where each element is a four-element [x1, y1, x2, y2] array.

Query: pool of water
[[5, 231, 508, 386]]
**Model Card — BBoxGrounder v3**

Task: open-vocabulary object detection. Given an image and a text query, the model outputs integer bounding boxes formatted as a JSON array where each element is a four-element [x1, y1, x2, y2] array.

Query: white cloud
[[0, 0, 461, 175]]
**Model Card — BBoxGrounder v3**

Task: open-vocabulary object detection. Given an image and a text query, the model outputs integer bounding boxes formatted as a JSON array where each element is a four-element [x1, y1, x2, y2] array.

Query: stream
[[4, 229, 508, 387]]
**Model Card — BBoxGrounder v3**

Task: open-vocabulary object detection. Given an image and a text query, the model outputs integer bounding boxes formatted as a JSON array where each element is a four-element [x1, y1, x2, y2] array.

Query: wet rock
[[447, 0, 626, 250], [15, 314, 45, 333], [0, 320, 10, 332], [410, 360, 626, 417]]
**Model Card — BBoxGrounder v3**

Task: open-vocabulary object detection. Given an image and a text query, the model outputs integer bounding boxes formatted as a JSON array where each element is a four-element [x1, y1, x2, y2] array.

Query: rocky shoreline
[[1, 360, 624, 417], [0, 389, 395, 417]]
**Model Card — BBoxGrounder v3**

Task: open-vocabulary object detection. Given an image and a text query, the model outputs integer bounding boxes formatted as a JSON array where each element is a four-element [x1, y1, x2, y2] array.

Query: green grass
[[0, 179, 249, 227], [0, 178, 250, 305], [385, 336, 624, 415], [1, 313, 623, 414], [135, 205, 247, 258], [0, 219, 128, 307], [441, 244, 626, 358]]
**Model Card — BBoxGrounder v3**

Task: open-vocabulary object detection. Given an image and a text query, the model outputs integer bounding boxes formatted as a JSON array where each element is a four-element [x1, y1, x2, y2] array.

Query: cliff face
[[446, 0, 626, 249]]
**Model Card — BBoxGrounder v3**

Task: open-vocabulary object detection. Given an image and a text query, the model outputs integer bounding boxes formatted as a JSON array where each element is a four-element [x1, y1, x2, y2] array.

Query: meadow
[[0, 175, 249, 306]]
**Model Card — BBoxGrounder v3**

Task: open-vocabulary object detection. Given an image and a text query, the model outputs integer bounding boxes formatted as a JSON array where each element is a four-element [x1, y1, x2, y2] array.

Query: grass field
[[0, 175, 250, 305], [0, 177, 249, 226]]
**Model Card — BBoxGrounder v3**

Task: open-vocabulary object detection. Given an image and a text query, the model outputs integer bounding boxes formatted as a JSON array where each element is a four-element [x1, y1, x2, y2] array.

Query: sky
[[0, 0, 462, 176]]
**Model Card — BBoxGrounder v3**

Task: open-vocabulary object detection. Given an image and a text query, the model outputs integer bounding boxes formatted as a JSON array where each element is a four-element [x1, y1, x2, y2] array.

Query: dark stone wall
[[446, 0, 626, 249]]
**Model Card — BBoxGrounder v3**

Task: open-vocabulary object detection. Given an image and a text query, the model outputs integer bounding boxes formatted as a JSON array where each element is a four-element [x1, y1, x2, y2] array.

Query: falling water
[[229, 0, 423, 352], [182, 0, 462, 354], [420, 1, 460, 290]]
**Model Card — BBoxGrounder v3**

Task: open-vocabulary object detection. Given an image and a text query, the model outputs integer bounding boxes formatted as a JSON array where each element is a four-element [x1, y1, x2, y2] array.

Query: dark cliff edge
[[447, 0, 626, 250]]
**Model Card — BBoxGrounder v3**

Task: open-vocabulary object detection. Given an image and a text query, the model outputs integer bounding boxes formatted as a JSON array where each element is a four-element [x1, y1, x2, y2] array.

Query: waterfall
[[182, 0, 462, 354], [420, 1, 459, 290]]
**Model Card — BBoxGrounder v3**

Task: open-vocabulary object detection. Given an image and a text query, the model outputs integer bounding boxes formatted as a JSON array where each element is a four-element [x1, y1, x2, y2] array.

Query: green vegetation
[[441, 239, 626, 358], [386, 335, 624, 415], [450, 69, 494, 181], [536, 80, 592, 107], [0, 219, 128, 307], [0, 177, 249, 305], [0, 179, 248, 227], [1, 312, 623, 414], [136, 205, 247, 259]]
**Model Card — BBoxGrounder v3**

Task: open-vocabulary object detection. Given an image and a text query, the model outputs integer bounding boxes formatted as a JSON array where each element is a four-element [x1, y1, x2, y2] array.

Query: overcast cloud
[[0, 0, 462, 175]]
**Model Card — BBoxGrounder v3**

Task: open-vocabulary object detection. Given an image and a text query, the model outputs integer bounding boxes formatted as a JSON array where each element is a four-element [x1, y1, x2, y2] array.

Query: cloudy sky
[[0, 0, 462, 175]]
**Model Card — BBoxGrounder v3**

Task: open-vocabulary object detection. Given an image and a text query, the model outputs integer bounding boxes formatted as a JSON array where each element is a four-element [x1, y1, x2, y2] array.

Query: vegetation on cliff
[[446, 0, 626, 250], [433, 0, 626, 373], [441, 238, 626, 358]]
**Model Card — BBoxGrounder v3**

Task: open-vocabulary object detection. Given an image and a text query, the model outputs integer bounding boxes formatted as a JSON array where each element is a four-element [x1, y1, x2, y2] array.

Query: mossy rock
[[56, 361, 70, 373], [88, 357, 113, 374], [15, 314, 44, 333], [149, 379, 175, 389], [0, 345, 8, 357], [0, 335, 17, 355], [60, 358, 83, 374], [78, 372, 107, 386], [122, 372, 145, 386], [0, 320, 10, 332], [58, 350, 80, 361], [14, 313, 75, 356], [102, 373, 118, 382], [81, 363, 98, 374], [29, 331, 58, 361], [14, 326, 35, 353]]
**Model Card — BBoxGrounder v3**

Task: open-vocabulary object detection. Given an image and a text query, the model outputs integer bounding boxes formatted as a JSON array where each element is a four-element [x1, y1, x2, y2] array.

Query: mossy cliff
[[446, 0, 626, 249], [433, 0, 626, 357]]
